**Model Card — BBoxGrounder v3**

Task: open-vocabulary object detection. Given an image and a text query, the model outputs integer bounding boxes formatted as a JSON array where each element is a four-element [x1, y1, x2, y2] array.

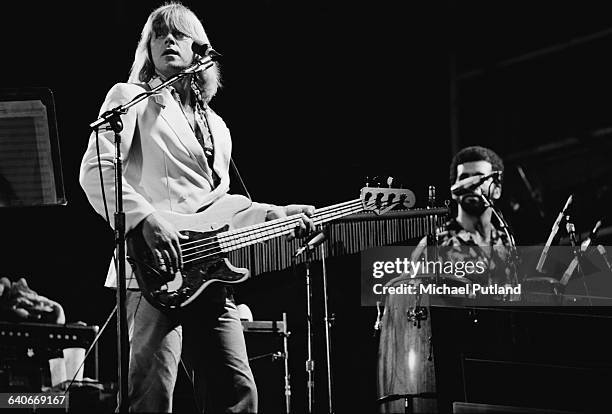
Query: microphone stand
[[303, 244, 316, 414], [294, 227, 331, 413], [560, 220, 601, 286], [479, 193, 520, 300], [109, 114, 129, 413], [427, 186, 440, 283], [88, 51, 220, 412], [320, 233, 334, 414], [536, 195, 573, 273], [565, 215, 592, 305]]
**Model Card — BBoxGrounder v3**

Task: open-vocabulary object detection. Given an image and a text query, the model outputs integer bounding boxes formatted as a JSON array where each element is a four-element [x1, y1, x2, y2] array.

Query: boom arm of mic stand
[[89, 55, 218, 130]]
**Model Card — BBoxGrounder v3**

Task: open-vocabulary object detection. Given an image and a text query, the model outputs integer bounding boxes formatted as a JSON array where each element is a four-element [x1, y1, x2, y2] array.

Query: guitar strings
[[181, 199, 373, 265], [215, 201, 364, 252], [179, 199, 363, 255], [180, 199, 366, 263], [181, 210, 362, 265], [179, 198, 361, 249], [180, 199, 365, 259]]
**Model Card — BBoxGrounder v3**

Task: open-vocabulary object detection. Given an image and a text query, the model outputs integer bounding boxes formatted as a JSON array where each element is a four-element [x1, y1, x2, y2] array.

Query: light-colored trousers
[[124, 289, 257, 413]]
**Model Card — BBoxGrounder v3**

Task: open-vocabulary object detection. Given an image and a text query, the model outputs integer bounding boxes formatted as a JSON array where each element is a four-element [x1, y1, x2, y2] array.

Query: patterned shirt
[[438, 218, 515, 286], [413, 218, 517, 286]]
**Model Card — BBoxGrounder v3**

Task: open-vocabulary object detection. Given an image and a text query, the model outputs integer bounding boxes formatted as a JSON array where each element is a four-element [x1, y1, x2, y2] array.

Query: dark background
[[2, 0, 612, 412]]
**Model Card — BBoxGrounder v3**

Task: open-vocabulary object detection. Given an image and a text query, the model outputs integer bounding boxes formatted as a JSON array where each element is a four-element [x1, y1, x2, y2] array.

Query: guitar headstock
[[360, 185, 416, 215]]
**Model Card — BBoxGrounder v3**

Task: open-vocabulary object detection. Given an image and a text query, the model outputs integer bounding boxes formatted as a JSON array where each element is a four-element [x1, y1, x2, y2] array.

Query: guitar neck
[[217, 199, 364, 253]]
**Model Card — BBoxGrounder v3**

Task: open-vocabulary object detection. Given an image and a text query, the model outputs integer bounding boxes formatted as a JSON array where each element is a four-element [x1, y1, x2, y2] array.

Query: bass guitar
[[127, 186, 415, 310]]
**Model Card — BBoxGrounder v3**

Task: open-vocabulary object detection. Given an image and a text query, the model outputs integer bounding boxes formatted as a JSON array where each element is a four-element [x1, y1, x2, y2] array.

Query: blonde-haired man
[[80, 3, 313, 412]]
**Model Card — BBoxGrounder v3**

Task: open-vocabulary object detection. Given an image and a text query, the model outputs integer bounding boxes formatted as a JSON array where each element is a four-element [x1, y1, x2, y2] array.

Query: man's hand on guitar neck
[[266, 204, 315, 240], [142, 212, 189, 274]]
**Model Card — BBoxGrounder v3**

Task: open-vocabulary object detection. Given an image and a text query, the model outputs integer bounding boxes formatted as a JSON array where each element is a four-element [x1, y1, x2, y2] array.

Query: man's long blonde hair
[[128, 2, 221, 102]]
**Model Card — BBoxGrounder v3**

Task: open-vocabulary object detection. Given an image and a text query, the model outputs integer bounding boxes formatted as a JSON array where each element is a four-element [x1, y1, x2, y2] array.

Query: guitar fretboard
[[226, 207, 448, 276]]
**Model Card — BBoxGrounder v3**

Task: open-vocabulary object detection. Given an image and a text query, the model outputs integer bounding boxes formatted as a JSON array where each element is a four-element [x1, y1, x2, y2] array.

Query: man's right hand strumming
[[142, 212, 188, 274]]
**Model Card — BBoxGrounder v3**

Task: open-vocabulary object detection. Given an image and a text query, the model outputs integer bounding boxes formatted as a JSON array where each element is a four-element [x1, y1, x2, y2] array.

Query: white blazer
[[80, 79, 270, 288]]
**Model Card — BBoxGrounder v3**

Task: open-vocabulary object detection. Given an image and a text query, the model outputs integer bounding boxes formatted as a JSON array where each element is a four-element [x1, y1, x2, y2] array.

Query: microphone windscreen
[[191, 42, 210, 56]]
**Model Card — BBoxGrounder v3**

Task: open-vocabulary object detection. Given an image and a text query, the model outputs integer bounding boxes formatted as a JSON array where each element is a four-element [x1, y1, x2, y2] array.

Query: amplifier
[[242, 315, 290, 414]]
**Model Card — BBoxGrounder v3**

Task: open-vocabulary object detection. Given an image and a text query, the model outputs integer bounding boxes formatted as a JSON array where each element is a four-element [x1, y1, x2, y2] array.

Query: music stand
[[0, 87, 66, 207]]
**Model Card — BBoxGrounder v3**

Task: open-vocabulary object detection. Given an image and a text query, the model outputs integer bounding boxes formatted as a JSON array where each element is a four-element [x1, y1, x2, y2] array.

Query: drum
[[376, 275, 437, 414]]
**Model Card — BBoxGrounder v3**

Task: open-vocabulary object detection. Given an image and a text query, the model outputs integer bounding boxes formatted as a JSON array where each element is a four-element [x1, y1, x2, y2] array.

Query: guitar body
[[127, 194, 253, 311]]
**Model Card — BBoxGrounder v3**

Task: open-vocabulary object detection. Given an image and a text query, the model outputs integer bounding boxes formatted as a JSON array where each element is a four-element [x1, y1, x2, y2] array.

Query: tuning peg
[[376, 192, 384, 208], [365, 176, 370, 187], [387, 176, 394, 188]]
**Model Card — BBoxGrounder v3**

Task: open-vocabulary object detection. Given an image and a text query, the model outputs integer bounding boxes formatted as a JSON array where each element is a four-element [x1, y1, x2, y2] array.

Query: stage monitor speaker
[[0, 87, 66, 207]]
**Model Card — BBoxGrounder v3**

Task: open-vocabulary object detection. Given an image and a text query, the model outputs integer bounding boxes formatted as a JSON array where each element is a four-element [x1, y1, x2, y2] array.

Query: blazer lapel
[[158, 91, 201, 157], [148, 79, 214, 186], [153, 85, 213, 187]]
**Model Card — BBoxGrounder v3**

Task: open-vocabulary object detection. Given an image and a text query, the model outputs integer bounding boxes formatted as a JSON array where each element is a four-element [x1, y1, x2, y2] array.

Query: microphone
[[450, 171, 502, 196], [191, 42, 221, 59], [294, 230, 327, 257]]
